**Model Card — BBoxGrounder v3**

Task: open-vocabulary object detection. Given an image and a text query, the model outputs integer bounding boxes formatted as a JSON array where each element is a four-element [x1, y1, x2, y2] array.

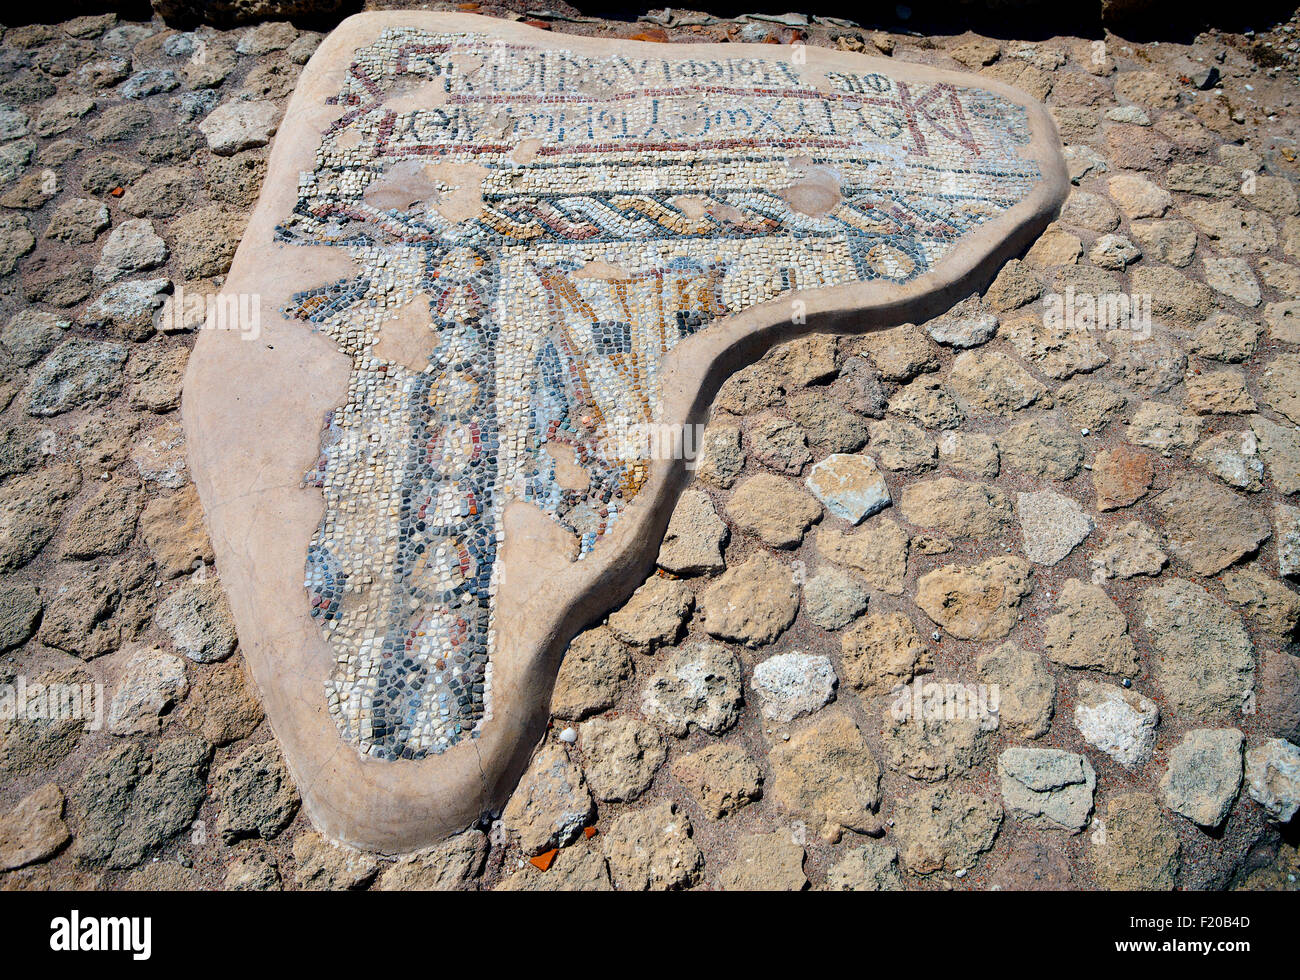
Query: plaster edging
[[182, 11, 1069, 853]]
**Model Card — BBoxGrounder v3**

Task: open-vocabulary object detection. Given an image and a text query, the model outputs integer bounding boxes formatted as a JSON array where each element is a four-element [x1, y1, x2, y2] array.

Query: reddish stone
[[1092, 444, 1155, 511]]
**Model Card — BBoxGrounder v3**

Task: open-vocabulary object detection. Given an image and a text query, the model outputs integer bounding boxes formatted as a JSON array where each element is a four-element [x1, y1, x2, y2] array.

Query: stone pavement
[[0, 4, 1299, 890]]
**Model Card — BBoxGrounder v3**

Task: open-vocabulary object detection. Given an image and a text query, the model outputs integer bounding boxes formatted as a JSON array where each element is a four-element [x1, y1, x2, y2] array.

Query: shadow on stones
[[577, 0, 1298, 43]]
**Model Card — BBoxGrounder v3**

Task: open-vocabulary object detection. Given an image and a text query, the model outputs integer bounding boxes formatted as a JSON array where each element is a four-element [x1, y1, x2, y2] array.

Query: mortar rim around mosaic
[[182, 10, 1070, 854]]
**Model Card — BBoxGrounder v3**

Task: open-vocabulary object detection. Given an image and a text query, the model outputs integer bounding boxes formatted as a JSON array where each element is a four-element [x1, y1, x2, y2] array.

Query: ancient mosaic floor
[[184, 10, 1065, 850], [1, 4, 1299, 891], [280, 23, 1047, 762]]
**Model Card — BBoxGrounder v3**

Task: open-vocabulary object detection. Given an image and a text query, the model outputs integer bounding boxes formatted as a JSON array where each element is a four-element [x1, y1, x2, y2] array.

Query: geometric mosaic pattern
[[273, 29, 1044, 761]]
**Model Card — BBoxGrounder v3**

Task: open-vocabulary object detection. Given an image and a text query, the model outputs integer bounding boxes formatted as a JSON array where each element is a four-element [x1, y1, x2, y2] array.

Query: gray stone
[[1143, 579, 1255, 721], [695, 424, 743, 489], [82, 278, 172, 341], [212, 742, 300, 843], [1089, 233, 1141, 270], [94, 218, 168, 283], [1159, 729, 1243, 827], [1250, 414, 1300, 494], [803, 566, 868, 630], [1277, 503, 1300, 579], [44, 197, 109, 244], [154, 579, 238, 663], [502, 740, 593, 855], [924, 294, 999, 347], [998, 747, 1095, 832], [747, 413, 811, 474], [867, 419, 937, 473], [1, 310, 68, 366], [24, 340, 126, 416], [1192, 430, 1264, 492], [805, 453, 890, 524], [0, 580, 41, 652], [73, 737, 211, 868], [119, 68, 179, 100], [950, 350, 1047, 414], [823, 841, 903, 890]]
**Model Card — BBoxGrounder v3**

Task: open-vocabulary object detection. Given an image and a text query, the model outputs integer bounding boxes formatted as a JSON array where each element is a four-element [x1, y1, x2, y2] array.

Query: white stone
[[199, 100, 280, 155], [1017, 490, 1093, 565], [1245, 738, 1300, 823], [751, 652, 837, 723], [1074, 679, 1158, 767]]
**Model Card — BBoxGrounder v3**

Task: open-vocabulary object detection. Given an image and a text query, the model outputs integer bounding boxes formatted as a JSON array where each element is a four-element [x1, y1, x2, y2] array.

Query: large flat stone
[[182, 11, 1066, 851]]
